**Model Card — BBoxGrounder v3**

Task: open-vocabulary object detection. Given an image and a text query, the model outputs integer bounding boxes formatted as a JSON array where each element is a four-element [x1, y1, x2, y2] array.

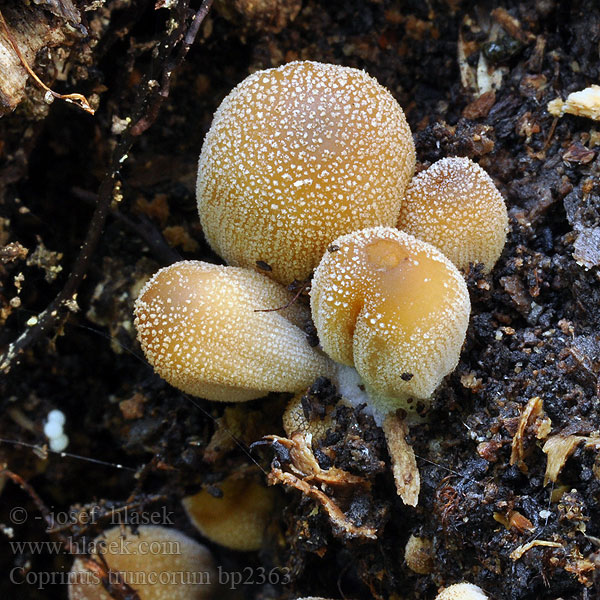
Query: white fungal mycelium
[[311, 227, 471, 415], [397, 157, 508, 272], [134, 260, 332, 401], [197, 60, 416, 285]]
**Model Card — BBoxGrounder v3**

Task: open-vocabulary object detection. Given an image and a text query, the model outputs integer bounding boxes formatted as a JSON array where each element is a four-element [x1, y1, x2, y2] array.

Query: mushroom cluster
[[134, 60, 507, 509]]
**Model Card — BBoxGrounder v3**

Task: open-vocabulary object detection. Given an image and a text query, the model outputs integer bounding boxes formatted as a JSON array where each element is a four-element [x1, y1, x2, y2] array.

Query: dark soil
[[1, 1, 600, 599]]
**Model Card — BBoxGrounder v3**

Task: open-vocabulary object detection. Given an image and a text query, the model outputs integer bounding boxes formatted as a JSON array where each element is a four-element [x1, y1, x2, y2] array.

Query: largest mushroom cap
[[134, 261, 332, 401], [197, 60, 416, 285], [311, 227, 470, 403]]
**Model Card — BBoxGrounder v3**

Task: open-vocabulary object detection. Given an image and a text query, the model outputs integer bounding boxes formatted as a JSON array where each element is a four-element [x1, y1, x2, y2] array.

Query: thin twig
[[130, 0, 214, 136]]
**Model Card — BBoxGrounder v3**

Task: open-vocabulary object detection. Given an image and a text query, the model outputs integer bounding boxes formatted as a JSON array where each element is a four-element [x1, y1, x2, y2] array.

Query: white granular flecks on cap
[[134, 261, 332, 402], [398, 157, 508, 272], [311, 227, 470, 405], [435, 583, 489, 600], [197, 61, 416, 285]]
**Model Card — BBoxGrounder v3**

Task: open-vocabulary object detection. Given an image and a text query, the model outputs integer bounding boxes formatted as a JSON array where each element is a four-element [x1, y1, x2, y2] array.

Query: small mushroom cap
[[282, 391, 346, 439], [435, 583, 489, 600], [134, 261, 332, 401], [182, 475, 275, 551], [311, 227, 470, 403], [398, 157, 508, 271], [197, 60, 415, 285], [68, 525, 216, 600], [404, 534, 434, 575]]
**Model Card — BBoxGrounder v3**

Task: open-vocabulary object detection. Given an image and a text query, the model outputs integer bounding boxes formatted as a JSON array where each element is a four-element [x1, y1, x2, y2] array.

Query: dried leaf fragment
[[510, 396, 551, 472], [542, 434, 600, 485], [548, 85, 600, 121]]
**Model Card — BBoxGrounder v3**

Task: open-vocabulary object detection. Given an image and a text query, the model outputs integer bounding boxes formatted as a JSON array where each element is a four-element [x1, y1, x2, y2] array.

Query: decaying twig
[[382, 413, 420, 506], [260, 433, 378, 540], [130, 0, 214, 136]]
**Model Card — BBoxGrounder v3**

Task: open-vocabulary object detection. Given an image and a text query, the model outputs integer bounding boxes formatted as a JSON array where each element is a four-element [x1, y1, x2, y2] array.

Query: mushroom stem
[[332, 363, 421, 505]]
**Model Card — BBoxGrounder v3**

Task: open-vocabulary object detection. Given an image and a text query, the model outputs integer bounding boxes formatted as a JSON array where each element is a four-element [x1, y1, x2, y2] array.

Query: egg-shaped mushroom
[[397, 157, 508, 272], [197, 60, 416, 285], [134, 260, 332, 401], [183, 475, 275, 551], [311, 227, 470, 411]]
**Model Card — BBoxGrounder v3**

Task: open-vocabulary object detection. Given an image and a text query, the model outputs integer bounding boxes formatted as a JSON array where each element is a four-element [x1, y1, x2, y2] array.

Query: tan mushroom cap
[[398, 157, 508, 272], [404, 534, 434, 575], [197, 60, 416, 285], [311, 227, 470, 404], [68, 525, 216, 600], [134, 261, 332, 402], [182, 475, 275, 551], [282, 391, 343, 439], [435, 583, 489, 600]]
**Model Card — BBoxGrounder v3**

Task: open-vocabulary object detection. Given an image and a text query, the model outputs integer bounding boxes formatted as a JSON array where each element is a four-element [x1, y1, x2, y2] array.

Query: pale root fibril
[[311, 227, 470, 403], [68, 525, 216, 600], [134, 261, 332, 401], [398, 157, 508, 272], [197, 60, 416, 285]]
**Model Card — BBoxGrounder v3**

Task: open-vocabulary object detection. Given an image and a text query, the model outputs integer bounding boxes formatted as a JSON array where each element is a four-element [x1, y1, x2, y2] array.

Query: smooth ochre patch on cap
[[311, 227, 470, 402], [398, 157, 508, 271], [182, 476, 275, 551], [197, 60, 415, 285], [134, 261, 332, 401]]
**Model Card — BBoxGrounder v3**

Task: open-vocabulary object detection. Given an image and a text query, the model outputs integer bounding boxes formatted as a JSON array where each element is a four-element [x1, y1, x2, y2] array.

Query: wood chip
[[548, 85, 600, 121], [268, 465, 377, 540], [510, 396, 551, 472], [382, 412, 420, 506], [491, 7, 535, 44]]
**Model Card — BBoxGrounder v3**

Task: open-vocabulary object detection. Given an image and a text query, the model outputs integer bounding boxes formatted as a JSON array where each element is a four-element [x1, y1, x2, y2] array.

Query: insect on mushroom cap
[[68, 525, 216, 600], [197, 60, 416, 285], [311, 227, 470, 405], [134, 260, 332, 401], [397, 156, 508, 272]]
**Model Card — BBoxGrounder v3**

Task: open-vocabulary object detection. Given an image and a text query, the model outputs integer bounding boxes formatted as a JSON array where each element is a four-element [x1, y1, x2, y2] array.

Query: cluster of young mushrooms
[[131, 60, 507, 598]]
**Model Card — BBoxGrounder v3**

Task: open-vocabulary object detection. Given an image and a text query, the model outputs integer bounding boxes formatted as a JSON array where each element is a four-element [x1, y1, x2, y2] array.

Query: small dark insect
[[482, 36, 523, 64], [328, 244, 340, 252], [206, 484, 224, 498], [401, 372, 414, 381], [256, 260, 272, 271]]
